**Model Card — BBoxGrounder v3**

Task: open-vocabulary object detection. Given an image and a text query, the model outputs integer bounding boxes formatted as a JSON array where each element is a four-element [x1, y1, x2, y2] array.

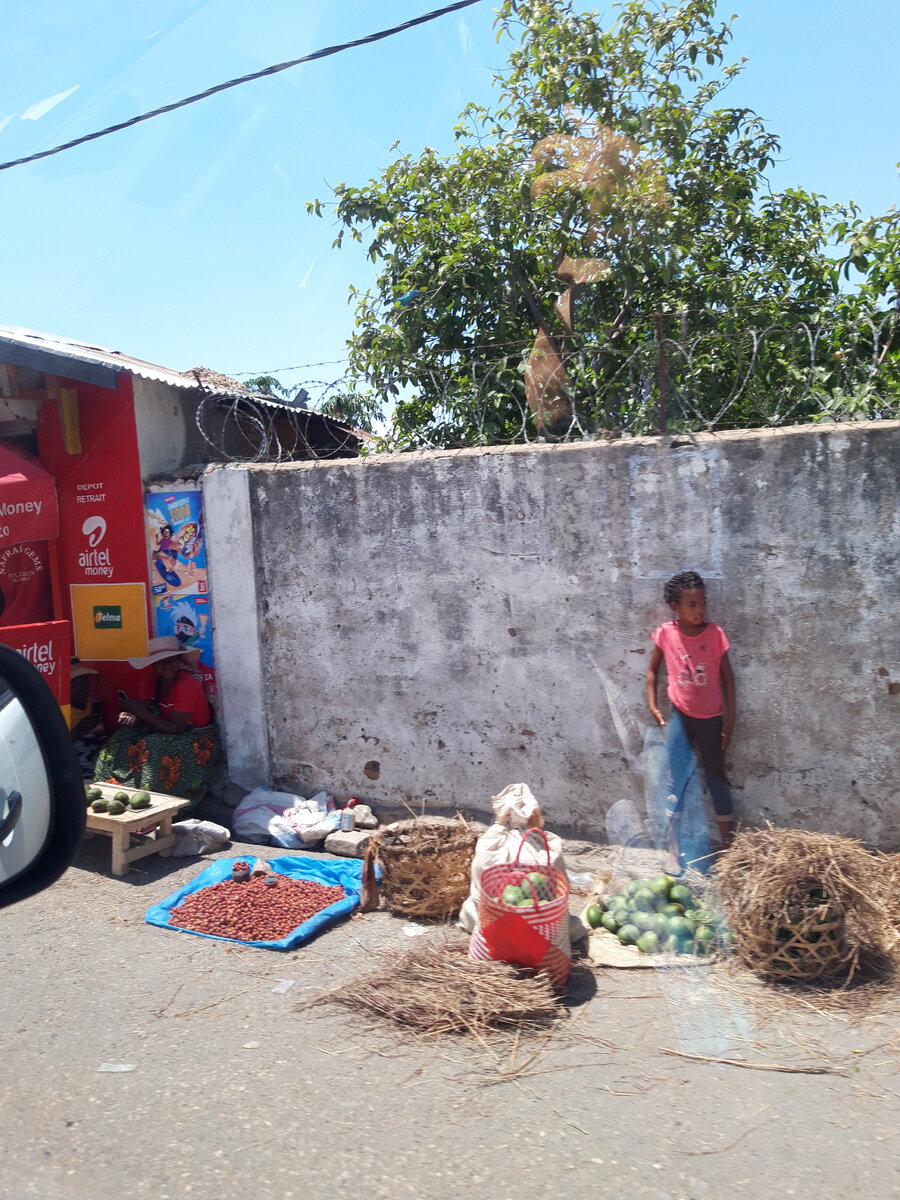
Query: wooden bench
[[84, 783, 190, 876]]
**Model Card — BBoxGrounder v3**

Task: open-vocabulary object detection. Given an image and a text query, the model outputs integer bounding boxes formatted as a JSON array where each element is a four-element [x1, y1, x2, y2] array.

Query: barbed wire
[[351, 312, 900, 451], [193, 391, 361, 464], [197, 313, 898, 460]]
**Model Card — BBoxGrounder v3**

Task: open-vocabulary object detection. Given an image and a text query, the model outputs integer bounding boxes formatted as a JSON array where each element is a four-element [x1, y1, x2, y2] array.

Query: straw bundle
[[713, 827, 899, 983], [879, 853, 900, 928], [313, 939, 560, 1036], [375, 819, 477, 918]]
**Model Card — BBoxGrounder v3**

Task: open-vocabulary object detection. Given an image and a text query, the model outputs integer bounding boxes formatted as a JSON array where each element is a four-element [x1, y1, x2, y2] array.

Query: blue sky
[[1, 1, 897, 402]]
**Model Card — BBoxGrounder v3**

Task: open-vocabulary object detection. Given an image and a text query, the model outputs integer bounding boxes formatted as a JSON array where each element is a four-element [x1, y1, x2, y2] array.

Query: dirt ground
[[2, 832, 899, 1200]]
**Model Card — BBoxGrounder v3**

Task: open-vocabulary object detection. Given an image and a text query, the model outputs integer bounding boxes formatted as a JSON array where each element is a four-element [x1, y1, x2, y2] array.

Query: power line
[[0, 0, 483, 174]]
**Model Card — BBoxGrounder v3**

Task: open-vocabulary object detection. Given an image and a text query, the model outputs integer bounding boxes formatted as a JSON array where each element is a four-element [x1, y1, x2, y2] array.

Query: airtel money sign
[[78, 515, 114, 579]]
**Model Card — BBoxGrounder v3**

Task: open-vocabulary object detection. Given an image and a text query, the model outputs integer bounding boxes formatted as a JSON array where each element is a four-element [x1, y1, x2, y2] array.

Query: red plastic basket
[[469, 828, 571, 985]]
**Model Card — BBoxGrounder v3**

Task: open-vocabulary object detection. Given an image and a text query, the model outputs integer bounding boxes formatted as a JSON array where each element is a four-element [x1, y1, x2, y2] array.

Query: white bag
[[232, 787, 333, 845], [299, 809, 342, 845], [458, 783, 569, 934], [167, 819, 231, 858]]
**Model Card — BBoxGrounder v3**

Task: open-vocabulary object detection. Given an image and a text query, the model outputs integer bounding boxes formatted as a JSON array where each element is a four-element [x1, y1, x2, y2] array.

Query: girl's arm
[[646, 645, 666, 726], [720, 651, 736, 749]]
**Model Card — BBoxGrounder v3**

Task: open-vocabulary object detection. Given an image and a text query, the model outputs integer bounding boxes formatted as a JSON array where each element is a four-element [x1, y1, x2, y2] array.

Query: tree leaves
[[310, 0, 898, 448]]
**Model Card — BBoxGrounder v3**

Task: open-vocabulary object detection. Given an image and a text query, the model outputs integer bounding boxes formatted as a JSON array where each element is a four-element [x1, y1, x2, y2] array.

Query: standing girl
[[646, 571, 735, 875]]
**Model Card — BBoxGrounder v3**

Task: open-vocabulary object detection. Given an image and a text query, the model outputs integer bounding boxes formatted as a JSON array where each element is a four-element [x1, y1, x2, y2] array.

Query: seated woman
[[68, 658, 105, 778], [93, 636, 218, 812]]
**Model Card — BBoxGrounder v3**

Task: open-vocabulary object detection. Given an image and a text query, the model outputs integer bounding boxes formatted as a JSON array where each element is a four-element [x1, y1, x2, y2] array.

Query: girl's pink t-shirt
[[651, 621, 730, 718]]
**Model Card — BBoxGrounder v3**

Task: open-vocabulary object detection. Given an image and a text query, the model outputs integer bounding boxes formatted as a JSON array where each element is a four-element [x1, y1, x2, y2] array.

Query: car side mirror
[[0, 643, 86, 909]]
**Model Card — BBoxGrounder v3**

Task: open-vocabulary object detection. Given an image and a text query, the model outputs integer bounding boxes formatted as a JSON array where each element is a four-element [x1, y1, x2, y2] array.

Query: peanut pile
[[169, 875, 346, 941]]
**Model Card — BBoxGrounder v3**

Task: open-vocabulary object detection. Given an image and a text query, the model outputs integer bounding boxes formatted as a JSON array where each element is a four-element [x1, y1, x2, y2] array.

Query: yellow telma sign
[[69, 583, 149, 660]]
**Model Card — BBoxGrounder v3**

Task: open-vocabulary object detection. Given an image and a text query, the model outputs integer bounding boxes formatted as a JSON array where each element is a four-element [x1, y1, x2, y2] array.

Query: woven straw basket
[[734, 904, 853, 982], [375, 821, 478, 919]]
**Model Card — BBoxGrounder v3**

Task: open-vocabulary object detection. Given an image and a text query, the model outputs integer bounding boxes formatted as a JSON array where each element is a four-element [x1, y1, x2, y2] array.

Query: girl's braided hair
[[663, 571, 705, 605]]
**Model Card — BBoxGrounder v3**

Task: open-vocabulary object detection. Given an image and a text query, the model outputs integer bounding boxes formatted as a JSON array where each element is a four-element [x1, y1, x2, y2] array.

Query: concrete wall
[[204, 422, 900, 847], [134, 377, 211, 478]]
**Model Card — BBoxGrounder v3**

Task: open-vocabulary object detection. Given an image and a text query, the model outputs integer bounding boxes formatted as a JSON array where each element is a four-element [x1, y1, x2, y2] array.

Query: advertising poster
[[145, 490, 208, 601], [145, 490, 216, 705], [0, 620, 71, 707], [0, 541, 53, 628], [69, 583, 149, 661]]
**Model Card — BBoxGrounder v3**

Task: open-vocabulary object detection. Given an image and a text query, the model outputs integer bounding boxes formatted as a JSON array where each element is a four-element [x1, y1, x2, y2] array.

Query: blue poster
[[145, 490, 207, 600], [145, 490, 216, 705]]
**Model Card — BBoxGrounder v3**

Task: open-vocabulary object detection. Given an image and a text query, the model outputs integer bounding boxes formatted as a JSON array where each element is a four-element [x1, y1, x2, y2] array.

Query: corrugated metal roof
[[0, 323, 202, 391], [0, 323, 305, 409]]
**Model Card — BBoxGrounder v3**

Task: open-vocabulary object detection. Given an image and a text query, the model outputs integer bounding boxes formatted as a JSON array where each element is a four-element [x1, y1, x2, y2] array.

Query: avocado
[[113, 791, 130, 805], [106, 799, 127, 815], [129, 791, 151, 810], [85, 785, 103, 802], [91, 798, 109, 813]]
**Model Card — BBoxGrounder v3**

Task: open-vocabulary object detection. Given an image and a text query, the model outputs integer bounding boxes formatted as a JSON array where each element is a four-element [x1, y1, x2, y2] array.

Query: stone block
[[324, 828, 374, 858], [352, 804, 379, 829]]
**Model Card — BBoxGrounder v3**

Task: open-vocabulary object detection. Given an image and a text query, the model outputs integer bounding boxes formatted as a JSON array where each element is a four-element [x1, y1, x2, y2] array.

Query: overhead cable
[[0, 0, 483, 174]]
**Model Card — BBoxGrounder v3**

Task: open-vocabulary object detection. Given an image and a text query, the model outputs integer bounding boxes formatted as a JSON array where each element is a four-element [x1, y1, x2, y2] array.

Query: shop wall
[[204, 422, 900, 847], [133, 377, 210, 478]]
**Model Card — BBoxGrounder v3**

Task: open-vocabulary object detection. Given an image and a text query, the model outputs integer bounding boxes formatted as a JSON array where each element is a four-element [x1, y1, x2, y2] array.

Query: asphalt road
[[2, 834, 898, 1200]]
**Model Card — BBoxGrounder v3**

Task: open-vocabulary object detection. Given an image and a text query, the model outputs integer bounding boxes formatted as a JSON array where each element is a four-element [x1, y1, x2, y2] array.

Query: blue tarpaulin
[[145, 854, 378, 950]]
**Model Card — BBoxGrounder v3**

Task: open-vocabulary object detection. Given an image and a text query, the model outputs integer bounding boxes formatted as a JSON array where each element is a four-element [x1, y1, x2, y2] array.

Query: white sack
[[232, 787, 333, 845], [167, 819, 231, 858], [458, 783, 568, 934]]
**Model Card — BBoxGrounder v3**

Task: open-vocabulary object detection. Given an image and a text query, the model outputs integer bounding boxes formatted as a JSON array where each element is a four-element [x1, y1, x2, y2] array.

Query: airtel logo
[[82, 516, 107, 547]]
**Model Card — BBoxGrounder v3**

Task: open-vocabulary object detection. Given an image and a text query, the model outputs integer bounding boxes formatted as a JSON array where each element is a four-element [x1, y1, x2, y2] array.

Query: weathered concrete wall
[[205, 422, 900, 846]]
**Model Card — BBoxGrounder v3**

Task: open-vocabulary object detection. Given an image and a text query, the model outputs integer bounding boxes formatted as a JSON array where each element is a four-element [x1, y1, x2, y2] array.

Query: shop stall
[[0, 443, 71, 712]]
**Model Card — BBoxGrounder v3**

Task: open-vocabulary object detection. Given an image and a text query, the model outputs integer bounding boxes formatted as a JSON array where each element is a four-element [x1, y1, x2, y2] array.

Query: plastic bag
[[232, 787, 334, 846], [166, 819, 231, 858], [458, 783, 569, 934], [490, 781, 543, 828], [299, 809, 342, 845], [266, 815, 304, 849], [642, 725, 710, 867]]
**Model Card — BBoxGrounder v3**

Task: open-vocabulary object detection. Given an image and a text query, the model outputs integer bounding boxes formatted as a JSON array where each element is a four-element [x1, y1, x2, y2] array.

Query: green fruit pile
[[499, 871, 556, 908], [86, 788, 153, 815], [585, 874, 722, 956]]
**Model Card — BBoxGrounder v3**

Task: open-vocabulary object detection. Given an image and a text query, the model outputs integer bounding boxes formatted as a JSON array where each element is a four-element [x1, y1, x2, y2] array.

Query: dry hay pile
[[713, 827, 899, 983], [880, 853, 900, 927], [312, 939, 560, 1037]]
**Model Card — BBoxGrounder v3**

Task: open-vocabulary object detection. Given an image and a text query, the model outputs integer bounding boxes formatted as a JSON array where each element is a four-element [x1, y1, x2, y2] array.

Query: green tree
[[313, 0, 896, 448], [243, 374, 295, 400]]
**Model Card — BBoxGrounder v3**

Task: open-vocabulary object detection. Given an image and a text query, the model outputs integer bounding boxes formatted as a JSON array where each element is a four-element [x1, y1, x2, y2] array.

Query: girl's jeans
[[664, 707, 732, 820]]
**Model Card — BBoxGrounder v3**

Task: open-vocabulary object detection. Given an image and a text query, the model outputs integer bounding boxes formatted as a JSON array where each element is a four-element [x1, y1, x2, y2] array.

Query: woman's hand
[[121, 697, 152, 721], [721, 719, 735, 751], [118, 711, 138, 728], [650, 707, 666, 728]]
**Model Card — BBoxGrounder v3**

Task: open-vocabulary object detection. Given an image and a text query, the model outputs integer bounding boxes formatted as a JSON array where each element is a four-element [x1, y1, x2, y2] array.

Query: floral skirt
[[93, 722, 219, 813]]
